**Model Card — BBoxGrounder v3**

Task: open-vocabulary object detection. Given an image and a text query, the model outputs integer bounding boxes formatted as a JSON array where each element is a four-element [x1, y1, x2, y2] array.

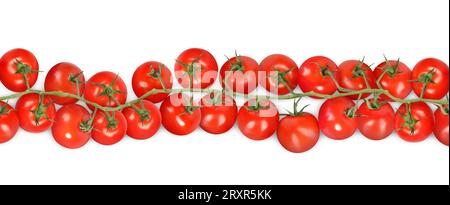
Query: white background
[[0, 0, 448, 185]]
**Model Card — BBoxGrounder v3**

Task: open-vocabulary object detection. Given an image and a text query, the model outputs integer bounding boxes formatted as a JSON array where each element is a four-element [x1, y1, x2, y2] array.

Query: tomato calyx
[[131, 101, 151, 123], [14, 59, 40, 89], [176, 55, 203, 88], [0, 103, 11, 115], [69, 71, 84, 96], [147, 64, 167, 90], [102, 111, 119, 129], [30, 94, 53, 126], [365, 94, 388, 110], [284, 98, 309, 116], [244, 98, 270, 112], [410, 69, 436, 99], [382, 57, 403, 78], [269, 67, 295, 93], [398, 103, 419, 135], [352, 57, 369, 78], [93, 73, 124, 105], [314, 63, 333, 77], [227, 51, 246, 73]]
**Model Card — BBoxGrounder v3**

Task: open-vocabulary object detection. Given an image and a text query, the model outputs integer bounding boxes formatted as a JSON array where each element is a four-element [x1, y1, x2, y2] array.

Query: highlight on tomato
[[373, 58, 412, 101], [199, 92, 237, 134], [122, 100, 161, 140], [237, 98, 279, 140], [44, 62, 85, 105], [51, 104, 92, 149], [394, 102, 434, 142], [15, 93, 56, 133], [174, 48, 218, 89], [411, 58, 449, 100], [0, 101, 20, 144], [259, 54, 299, 95], [132, 61, 173, 103], [84, 71, 128, 111], [0, 48, 39, 92], [219, 52, 259, 94], [298, 56, 338, 98]]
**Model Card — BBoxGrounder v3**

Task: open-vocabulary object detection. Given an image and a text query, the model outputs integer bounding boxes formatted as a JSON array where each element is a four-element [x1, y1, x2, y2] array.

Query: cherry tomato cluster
[[0, 48, 448, 153]]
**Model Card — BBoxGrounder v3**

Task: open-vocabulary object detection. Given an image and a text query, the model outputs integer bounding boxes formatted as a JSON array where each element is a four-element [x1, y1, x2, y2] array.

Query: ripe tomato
[[356, 99, 395, 140], [199, 93, 237, 134], [132, 61, 173, 103], [374, 59, 412, 101], [298, 56, 338, 99], [92, 110, 127, 145], [394, 102, 434, 142], [15, 93, 56, 133], [336, 60, 377, 100], [318, 97, 357, 140], [51, 104, 91, 149], [122, 100, 161, 140], [237, 99, 279, 140], [0, 48, 39, 92], [433, 107, 449, 146], [0, 101, 19, 143], [84, 71, 127, 111], [44, 62, 85, 105], [160, 93, 201, 135], [411, 58, 449, 99], [174, 48, 218, 89], [277, 112, 320, 153], [259, 54, 299, 95], [219, 55, 259, 94]]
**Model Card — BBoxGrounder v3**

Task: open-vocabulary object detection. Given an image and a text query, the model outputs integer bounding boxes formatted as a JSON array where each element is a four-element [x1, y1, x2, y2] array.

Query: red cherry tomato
[[174, 48, 218, 89], [122, 100, 161, 140], [336, 60, 377, 100], [219, 55, 259, 94], [318, 97, 357, 140], [15, 93, 56, 133], [199, 93, 237, 134], [237, 99, 279, 140], [411, 58, 449, 99], [132, 61, 173, 103], [84, 71, 127, 111], [394, 102, 434, 142], [433, 107, 449, 146], [0, 48, 39, 92], [44, 62, 85, 105], [298, 56, 338, 99], [51, 104, 91, 149], [356, 99, 395, 140], [277, 112, 320, 153], [259, 54, 299, 95], [374, 59, 412, 101], [92, 110, 127, 145], [160, 93, 201, 135], [0, 101, 19, 144]]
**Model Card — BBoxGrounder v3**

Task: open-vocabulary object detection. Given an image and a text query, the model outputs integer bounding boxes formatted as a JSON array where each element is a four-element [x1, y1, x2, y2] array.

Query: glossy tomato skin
[[298, 56, 338, 99], [44, 62, 85, 105], [51, 104, 91, 149], [318, 97, 357, 140], [356, 99, 395, 140], [374, 60, 412, 101], [0, 101, 19, 143], [277, 113, 320, 153], [433, 108, 449, 146], [92, 110, 127, 145], [160, 93, 201, 135], [259, 54, 299, 95], [15, 93, 56, 133], [174, 48, 218, 89], [122, 100, 161, 140], [219, 56, 259, 94], [395, 102, 434, 142], [411, 58, 449, 99], [0, 48, 39, 92], [237, 99, 279, 140], [199, 93, 237, 134], [336, 60, 377, 100], [84, 71, 127, 111], [132, 61, 173, 103]]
